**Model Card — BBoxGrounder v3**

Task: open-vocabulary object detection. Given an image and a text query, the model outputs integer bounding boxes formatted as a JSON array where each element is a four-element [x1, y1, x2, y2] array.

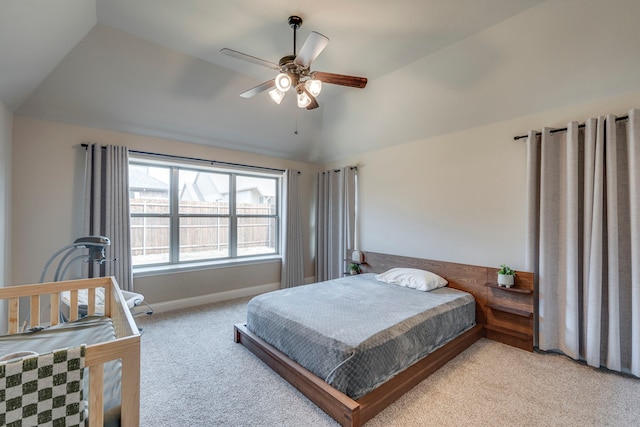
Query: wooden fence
[[130, 199, 276, 264]]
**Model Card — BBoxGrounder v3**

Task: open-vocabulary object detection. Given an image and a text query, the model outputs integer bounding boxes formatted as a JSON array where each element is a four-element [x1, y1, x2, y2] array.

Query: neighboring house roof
[[129, 166, 168, 192], [129, 167, 275, 201], [180, 173, 226, 202], [179, 172, 275, 202]]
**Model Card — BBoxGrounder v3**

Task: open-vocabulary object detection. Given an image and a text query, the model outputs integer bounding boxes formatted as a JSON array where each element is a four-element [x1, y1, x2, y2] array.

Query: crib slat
[[69, 289, 79, 321], [89, 363, 105, 427], [8, 297, 19, 334], [50, 292, 60, 326], [104, 286, 112, 317], [30, 295, 40, 327], [121, 351, 141, 427], [87, 287, 96, 316]]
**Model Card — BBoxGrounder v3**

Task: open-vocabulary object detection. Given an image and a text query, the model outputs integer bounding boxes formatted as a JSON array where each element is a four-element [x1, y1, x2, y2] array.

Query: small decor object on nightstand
[[349, 262, 361, 275], [497, 264, 516, 287]]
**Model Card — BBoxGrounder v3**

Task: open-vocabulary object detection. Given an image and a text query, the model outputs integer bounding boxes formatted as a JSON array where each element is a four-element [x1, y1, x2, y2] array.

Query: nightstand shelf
[[484, 271, 534, 352], [485, 283, 532, 294], [486, 303, 533, 318], [485, 324, 532, 342]]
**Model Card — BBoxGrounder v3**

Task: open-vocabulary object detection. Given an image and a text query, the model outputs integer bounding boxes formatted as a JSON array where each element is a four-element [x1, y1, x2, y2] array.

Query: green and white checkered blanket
[[0, 345, 85, 427]]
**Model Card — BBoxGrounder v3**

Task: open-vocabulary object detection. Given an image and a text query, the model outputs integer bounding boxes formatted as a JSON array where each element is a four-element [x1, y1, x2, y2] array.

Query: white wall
[[0, 101, 12, 332], [0, 102, 11, 283], [318, 0, 640, 164], [11, 117, 318, 305], [327, 91, 640, 272], [9, 95, 640, 310]]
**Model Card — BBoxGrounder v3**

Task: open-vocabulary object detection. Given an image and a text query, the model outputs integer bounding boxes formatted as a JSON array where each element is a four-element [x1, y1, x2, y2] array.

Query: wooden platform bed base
[[234, 322, 484, 427]]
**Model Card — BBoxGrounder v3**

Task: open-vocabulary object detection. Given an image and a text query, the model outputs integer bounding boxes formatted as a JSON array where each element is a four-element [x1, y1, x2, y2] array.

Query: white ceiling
[[3, 0, 640, 163]]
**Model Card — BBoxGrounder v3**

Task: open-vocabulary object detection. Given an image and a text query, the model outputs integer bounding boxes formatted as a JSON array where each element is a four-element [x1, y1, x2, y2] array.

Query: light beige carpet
[[136, 297, 640, 426]]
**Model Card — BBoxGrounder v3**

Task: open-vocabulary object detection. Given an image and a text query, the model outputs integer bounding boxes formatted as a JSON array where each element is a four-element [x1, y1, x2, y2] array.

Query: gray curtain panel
[[315, 167, 356, 282], [83, 143, 133, 292], [280, 169, 304, 288], [526, 109, 639, 377]]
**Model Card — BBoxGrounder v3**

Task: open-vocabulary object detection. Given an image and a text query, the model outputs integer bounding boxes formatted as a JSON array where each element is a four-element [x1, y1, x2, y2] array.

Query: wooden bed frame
[[0, 277, 140, 427], [234, 251, 499, 427]]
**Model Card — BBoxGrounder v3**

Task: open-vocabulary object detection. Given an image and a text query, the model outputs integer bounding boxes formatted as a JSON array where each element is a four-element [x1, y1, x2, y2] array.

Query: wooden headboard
[[358, 251, 535, 351]]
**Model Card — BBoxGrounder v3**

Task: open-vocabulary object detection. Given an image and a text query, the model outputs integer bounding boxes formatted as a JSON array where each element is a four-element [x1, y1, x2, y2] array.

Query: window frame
[[129, 157, 282, 273]]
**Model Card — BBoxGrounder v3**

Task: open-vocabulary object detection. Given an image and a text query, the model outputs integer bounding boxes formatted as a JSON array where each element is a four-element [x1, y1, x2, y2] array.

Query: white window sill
[[133, 255, 282, 278]]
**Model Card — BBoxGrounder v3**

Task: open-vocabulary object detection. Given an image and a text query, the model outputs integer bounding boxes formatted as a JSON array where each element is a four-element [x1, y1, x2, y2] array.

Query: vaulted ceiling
[[2, 0, 640, 163]]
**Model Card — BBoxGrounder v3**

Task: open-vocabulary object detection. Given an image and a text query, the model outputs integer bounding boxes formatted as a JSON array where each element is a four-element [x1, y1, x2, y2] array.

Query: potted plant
[[497, 264, 516, 287], [349, 262, 361, 275]]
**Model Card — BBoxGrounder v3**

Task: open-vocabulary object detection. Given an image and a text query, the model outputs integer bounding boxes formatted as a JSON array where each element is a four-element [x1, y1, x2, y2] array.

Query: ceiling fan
[[220, 15, 367, 110]]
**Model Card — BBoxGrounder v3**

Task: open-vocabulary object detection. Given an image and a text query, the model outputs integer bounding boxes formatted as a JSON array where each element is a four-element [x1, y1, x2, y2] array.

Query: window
[[129, 159, 280, 269]]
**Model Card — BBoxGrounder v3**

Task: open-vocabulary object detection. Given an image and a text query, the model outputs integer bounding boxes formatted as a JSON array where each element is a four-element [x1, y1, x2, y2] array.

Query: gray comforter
[[246, 273, 475, 399]]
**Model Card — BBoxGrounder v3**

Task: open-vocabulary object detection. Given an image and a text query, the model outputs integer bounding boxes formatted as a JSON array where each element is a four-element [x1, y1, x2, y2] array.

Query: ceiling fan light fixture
[[297, 90, 312, 108], [275, 73, 292, 92], [221, 15, 367, 110], [305, 79, 322, 97], [268, 88, 286, 104]]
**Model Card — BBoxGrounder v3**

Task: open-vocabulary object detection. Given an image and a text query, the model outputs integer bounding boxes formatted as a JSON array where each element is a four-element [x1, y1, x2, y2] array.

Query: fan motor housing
[[278, 55, 305, 84], [278, 55, 296, 68]]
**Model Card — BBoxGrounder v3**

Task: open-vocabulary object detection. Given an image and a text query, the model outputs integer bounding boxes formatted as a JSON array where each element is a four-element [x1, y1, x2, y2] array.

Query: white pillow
[[375, 267, 448, 291]]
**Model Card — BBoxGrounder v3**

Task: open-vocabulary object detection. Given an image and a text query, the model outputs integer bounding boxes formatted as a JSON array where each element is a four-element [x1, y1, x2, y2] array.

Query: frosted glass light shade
[[275, 73, 292, 92], [305, 79, 322, 97], [268, 88, 286, 104], [297, 91, 311, 108]]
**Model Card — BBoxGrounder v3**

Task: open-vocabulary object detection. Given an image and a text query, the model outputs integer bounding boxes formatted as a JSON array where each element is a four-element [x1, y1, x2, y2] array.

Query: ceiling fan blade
[[294, 32, 330, 67], [306, 96, 319, 110], [220, 48, 279, 70], [311, 71, 367, 88], [239, 79, 276, 98]]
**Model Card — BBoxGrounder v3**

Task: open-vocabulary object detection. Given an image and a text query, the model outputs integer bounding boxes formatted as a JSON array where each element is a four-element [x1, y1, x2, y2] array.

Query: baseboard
[[150, 282, 280, 314], [148, 276, 317, 314]]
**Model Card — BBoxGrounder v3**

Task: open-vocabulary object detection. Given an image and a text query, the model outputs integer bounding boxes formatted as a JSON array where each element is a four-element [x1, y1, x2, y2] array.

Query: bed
[[0, 277, 140, 427], [235, 252, 493, 427], [246, 273, 475, 400]]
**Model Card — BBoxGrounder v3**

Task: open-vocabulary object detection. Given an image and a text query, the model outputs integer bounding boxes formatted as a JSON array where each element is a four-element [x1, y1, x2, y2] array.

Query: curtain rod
[[513, 115, 629, 141], [321, 166, 358, 174], [81, 144, 289, 173]]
